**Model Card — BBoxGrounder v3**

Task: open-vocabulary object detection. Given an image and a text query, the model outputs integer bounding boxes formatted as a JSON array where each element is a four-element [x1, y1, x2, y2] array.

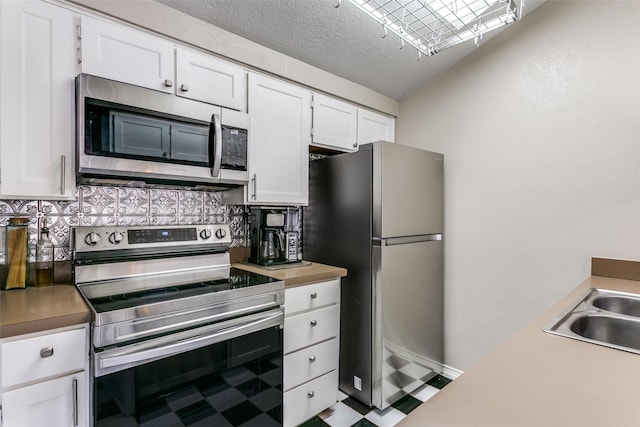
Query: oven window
[[95, 326, 282, 427]]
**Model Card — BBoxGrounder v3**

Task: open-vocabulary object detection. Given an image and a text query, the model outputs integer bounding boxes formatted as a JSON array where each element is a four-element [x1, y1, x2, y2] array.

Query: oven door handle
[[97, 309, 282, 374]]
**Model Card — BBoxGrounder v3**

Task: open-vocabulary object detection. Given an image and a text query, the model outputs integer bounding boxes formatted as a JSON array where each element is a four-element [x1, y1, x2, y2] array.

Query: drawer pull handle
[[308, 391, 315, 398], [309, 355, 316, 362], [40, 346, 54, 358], [310, 320, 317, 327], [163, 79, 174, 88], [310, 292, 318, 299]]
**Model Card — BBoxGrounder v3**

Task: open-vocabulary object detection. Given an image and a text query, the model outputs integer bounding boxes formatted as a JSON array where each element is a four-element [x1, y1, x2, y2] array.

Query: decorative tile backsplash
[[0, 186, 246, 262]]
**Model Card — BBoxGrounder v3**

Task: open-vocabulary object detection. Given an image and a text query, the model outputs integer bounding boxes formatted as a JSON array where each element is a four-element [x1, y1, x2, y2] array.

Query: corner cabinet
[[0, 324, 90, 427], [310, 93, 395, 153], [357, 108, 395, 145], [0, 0, 77, 200], [283, 279, 341, 427], [246, 73, 311, 205], [311, 94, 358, 152]]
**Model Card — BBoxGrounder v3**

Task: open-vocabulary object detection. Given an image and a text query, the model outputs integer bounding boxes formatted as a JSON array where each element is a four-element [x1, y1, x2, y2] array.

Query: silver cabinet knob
[[310, 320, 317, 327], [180, 83, 189, 92], [163, 79, 174, 88], [309, 355, 316, 362], [307, 391, 315, 398], [40, 346, 54, 358], [310, 292, 318, 299]]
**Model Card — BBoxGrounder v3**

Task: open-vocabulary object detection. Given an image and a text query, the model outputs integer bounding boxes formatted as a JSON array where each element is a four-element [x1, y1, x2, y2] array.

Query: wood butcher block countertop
[[0, 284, 91, 339], [397, 260, 640, 427], [232, 261, 347, 287]]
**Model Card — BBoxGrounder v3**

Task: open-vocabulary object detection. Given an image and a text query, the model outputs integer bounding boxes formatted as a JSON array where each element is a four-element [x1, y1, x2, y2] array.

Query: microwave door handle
[[210, 113, 222, 178]]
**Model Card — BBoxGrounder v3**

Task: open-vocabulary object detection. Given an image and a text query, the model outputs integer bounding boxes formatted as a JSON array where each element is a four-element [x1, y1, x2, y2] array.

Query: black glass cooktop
[[86, 268, 279, 313]]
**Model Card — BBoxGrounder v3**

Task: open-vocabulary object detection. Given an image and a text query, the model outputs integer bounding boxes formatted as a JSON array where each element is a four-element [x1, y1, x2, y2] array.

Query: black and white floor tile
[[300, 374, 452, 427]]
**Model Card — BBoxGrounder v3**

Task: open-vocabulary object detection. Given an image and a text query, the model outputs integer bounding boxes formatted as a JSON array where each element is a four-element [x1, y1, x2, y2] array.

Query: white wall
[[397, 1, 640, 371]]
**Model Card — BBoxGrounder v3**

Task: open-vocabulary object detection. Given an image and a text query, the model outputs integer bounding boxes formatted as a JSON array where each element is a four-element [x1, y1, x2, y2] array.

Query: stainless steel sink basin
[[544, 288, 640, 355], [592, 294, 640, 318]]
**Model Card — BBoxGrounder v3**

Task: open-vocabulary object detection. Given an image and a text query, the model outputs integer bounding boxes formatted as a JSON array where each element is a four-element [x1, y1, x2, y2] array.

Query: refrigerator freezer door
[[372, 142, 444, 238], [372, 239, 443, 409]]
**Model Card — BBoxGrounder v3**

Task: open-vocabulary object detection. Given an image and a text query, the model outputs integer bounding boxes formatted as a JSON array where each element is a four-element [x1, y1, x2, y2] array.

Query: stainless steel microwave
[[76, 74, 249, 189]]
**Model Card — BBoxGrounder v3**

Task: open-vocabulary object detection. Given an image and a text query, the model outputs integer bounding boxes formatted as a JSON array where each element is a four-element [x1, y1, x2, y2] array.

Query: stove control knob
[[199, 229, 212, 240], [84, 232, 101, 246], [108, 232, 124, 245], [215, 228, 227, 239]]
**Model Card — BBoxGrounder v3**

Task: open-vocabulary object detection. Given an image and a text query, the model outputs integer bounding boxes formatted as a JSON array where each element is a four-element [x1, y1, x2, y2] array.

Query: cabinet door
[[312, 94, 358, 152], [176, 47, 246, 111], [247, 73, 311, 205], [357, 108, 395, 145], [80, 15, 175, 93], [2, 372, 88, 427], [0, 0, 76, 200]]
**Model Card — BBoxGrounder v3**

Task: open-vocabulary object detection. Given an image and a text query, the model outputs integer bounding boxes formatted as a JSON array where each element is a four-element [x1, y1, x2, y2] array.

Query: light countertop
[[233, 261, 347, 287], [0, 284, 91, 339], [397, 274, 640, 427]]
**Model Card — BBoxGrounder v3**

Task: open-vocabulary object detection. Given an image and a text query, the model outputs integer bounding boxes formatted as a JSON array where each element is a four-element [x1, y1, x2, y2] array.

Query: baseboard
[[441, 364, 463, 380], [384, 341, 464, 380]]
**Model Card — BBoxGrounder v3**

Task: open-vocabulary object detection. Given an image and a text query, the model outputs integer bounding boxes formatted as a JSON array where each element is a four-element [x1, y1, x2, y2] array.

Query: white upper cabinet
[[80, 17, 246, 111], [80, 15, 175, 93], [0, 0, 76, 200], [247, 73, 311, 205], [312, 93, 358, 152], [357, 108, 395, 144], [176, 47, 246, 111]]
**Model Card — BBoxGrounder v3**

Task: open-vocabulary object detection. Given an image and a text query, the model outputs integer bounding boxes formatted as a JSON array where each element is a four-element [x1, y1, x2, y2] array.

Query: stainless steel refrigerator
[[303, 141, 444, 409]]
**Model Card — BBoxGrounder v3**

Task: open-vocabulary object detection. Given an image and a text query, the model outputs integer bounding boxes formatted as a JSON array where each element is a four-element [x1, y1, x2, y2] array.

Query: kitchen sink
[[543, 288, 640, 355]]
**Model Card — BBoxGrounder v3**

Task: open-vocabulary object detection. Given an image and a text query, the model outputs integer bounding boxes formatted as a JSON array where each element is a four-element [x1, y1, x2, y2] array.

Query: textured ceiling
[[155, 0, 543, 100]]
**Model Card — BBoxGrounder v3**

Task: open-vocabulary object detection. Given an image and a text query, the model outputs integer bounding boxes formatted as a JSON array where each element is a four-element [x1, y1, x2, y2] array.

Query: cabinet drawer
[[1, 327, 86, 388], [284, 370, 338, 427], [285, 279, 340, 315], [284, 305, 339, 354], [284, 337, 338, 391]]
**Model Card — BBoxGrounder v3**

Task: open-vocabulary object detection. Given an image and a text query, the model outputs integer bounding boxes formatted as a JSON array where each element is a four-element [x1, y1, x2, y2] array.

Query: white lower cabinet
[[1, 372, 87, 427], [283, 279, 341, 427], [0, 324, 89, 427]]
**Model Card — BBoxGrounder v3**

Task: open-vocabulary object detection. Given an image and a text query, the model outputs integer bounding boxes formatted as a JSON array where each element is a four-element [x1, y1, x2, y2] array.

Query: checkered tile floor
[[300, 374, 452, 427]]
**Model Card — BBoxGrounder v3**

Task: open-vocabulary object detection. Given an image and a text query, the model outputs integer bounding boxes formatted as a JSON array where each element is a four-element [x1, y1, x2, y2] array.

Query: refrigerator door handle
[[372, 234, 442, 246]]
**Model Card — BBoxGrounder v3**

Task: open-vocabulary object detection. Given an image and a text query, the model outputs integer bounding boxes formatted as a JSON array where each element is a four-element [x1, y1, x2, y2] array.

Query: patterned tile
[[118, 188, 150, 216], [426, 374, 453, 390], [0, 200, 38, 215], [150, 216, 179, 226], [40, 199, 79, 216], [351, 419, 378, 427], [390, 395, 422, 415], [150, 189, 178, 216], [319, 402, 363, 427], [364, 406, 406, 427], [204, 191, 226, 215], [410, 384, 439, 402], [178, 190, 204, 216], [342, 397, 371, 416], [0, 186, 249, 263], [300, 416, 330, 427], [80, 186, 117, 215]]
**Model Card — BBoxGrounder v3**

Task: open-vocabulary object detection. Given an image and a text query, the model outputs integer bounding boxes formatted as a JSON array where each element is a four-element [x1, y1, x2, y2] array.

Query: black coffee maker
[[248, 207, 301, 266]]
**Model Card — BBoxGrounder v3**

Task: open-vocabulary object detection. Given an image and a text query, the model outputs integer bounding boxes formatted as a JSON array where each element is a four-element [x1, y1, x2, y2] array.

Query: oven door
[[93, 308, 283, 427]]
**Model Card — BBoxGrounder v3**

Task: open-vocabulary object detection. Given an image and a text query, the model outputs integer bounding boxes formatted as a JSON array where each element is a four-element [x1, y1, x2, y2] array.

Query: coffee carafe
[[259, 228, 281, 261], [248, 207, 302, 266]]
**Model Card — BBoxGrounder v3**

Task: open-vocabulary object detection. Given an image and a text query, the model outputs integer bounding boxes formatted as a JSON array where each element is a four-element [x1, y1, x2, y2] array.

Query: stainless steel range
[[73, 224, 284, 427]]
